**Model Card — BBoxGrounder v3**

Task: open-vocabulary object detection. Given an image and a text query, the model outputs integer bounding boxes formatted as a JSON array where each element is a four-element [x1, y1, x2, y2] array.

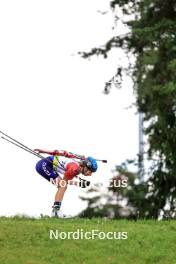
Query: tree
[[80, 0, 176, 218]]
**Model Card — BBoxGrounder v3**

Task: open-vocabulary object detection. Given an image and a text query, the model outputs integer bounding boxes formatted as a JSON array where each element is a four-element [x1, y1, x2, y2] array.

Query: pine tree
[[80, 0, 176, 218]]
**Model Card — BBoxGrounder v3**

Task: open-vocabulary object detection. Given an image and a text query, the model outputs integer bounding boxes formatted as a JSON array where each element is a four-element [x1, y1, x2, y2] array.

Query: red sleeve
[[64, 162, 79, 180], [51, 150, 85, 159]]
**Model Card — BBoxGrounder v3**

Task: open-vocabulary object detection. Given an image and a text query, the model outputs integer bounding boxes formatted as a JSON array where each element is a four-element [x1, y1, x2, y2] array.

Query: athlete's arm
[[34, 149, 85, 159], [34, 149, 55, 155]]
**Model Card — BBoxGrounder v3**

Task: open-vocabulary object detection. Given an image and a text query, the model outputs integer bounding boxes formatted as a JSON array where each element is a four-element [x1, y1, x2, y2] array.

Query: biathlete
[[34, 149, 98, 218]]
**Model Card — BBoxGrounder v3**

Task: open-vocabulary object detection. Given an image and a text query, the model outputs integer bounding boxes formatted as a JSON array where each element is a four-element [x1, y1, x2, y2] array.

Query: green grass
[[0, 217, 176, 264]]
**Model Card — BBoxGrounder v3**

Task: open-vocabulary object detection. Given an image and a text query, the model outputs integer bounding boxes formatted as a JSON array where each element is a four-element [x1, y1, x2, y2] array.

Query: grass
[[0, 217, 176, 264]]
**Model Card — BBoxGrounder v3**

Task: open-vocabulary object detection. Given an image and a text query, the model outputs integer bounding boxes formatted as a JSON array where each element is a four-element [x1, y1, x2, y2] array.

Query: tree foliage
[[80, 0, 176, 218]]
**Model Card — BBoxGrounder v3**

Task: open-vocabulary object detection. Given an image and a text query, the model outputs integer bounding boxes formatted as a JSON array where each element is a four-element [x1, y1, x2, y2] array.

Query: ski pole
[[0, 130, 40, 158], [1, 136, 45, 159], [0, 131, 87, 165], [67, 151, 107, 163], [0, 130, 107, 163]]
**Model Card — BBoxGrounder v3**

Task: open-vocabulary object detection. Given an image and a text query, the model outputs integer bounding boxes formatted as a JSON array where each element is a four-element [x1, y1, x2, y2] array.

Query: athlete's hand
[[34, 149, 41, 153]]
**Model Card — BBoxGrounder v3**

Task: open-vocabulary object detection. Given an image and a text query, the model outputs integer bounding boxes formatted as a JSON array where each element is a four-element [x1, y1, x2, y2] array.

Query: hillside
[[0, 217, 175, 264]]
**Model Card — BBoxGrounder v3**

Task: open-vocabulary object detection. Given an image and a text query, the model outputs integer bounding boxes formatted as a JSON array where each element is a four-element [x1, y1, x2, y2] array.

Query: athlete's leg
[[54, 177, 68, 201], [53, 177, 79, 201], [52, 176, 71, 217]]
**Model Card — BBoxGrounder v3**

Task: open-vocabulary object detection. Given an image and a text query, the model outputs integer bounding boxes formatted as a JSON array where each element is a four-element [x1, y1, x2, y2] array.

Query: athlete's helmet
[[83, 156, 98, 172]]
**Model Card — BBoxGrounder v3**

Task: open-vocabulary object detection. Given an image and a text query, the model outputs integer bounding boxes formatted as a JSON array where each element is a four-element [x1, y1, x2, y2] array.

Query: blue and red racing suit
[[35, 152, 80, 182]]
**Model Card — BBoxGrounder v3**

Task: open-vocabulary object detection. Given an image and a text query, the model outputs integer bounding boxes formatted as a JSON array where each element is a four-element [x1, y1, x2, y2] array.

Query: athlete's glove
[[79, 178, 90, 188], [34, 149, 42, 153]]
